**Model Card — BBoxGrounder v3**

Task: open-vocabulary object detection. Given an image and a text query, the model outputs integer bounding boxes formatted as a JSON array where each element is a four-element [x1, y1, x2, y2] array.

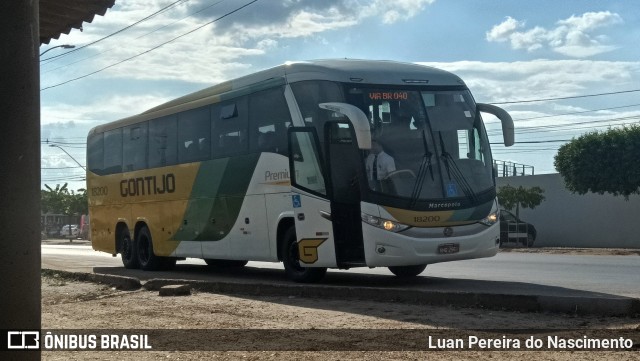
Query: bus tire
[[136, 226, 173, 271], [204, 259, 248, 268], [282, 227, 327, 283], [120, 228, 139, 269], [388, 265, 427, 278]]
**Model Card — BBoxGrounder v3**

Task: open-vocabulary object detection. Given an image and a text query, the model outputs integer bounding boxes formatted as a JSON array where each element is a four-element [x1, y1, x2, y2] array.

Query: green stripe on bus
[[173, 154, 261, 242]]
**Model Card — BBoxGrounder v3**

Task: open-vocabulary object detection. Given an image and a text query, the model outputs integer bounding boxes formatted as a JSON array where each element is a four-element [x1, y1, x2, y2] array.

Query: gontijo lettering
[[120, 173, 176, 197]]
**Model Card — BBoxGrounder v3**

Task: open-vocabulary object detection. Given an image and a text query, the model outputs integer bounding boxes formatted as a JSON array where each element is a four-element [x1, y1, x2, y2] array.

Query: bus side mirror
[[319, 102, 371, 150], [477, 103, 514, 147]]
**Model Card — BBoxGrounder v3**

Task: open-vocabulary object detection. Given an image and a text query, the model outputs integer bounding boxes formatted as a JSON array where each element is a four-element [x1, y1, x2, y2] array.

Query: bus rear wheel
[[136, 226, 176, 271], [388, 265, 427, 278], [282, 227, 327, 283], [120, 228, 139, 269]]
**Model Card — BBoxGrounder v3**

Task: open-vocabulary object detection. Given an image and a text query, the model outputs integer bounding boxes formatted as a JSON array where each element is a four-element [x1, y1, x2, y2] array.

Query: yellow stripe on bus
[[88, 163, 201, 256]]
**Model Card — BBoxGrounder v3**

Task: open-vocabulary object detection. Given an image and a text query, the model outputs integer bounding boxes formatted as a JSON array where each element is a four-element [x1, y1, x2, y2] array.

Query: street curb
[[42, 269, 639, 317], [142, 278, 640, 317], [42, 269, 141, 291]]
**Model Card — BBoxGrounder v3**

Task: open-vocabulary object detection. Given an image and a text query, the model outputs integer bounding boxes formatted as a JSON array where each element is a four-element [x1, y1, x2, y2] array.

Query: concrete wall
[[497, 174, 640, 248]]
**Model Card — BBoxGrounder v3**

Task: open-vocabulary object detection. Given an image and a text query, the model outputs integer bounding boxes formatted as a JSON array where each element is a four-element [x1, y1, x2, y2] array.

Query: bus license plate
[[438, 243, 459, 254]]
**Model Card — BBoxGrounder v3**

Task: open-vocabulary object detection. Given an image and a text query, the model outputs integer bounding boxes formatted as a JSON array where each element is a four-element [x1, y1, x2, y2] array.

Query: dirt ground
[[41, 272, 639, 360], [499, 247, 640, 256]]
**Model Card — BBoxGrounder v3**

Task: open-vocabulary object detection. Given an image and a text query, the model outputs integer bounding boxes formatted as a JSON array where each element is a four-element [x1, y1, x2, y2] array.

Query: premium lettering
[[120, 173, 175, 197], [265, 170, 290, 182]]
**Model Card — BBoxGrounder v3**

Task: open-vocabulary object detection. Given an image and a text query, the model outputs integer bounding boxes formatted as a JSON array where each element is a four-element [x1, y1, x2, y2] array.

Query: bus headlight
[[361, 213, 409, 232], [479, 210, 499, 226]]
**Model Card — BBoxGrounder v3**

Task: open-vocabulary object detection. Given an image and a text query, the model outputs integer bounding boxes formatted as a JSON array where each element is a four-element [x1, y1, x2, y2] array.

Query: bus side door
[[288, 128, 337, 268]]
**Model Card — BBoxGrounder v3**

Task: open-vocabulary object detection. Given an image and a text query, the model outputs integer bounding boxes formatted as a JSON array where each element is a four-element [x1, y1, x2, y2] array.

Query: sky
[[39, 0, 640, 192]]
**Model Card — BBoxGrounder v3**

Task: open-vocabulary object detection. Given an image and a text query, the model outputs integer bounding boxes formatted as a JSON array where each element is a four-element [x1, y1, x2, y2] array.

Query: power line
[[487, 115, 640, 136], [488, 89, 640, 105], [510, 103, 640, 122], [42, 0, 227, 74], [492, 149, 559, 154], [490, 139, 569, 145], [42, 177, 86, 182], [41, 0, 261, 91], [42, 166, 84, 170], [42, 139, 87, 145], [40, 0, 190, 63]]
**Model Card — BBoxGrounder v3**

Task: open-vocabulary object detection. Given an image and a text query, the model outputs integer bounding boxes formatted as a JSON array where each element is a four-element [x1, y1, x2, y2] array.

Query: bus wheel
[[204, 259, 248, 268], [388, 265, 427, 278], [282, 227, 326, 283], [136, 226, 174, 271], [120, 228, 139, 269]]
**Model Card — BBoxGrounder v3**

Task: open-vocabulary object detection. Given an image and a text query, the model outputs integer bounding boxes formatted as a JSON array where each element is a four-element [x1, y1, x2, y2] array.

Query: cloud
[[419, 59, 640, 104], [486, 16, 523, 42], [486, 11, 623, 57], [42, 94, 173, 126], [43, 0, 436, 85], [419, 59, 640, 172], [359, 0, 436, 24]]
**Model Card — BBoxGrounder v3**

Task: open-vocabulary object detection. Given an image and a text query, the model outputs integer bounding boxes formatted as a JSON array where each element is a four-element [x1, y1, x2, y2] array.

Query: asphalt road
[[41, 242, 640, 300]]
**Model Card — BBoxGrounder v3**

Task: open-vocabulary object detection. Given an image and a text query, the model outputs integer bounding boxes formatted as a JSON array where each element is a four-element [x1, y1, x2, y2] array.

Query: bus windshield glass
[[345, 86, 494, 202]]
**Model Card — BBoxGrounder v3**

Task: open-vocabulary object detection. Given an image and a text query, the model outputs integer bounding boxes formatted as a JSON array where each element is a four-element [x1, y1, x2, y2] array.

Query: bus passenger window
[[149, 115, 177, 168], [249, 86, 292, 155], [290, 80, 344, 144], [103, 128, 123, 174], [212, 97, 249, 157], [178, 106, 210, 163], [123, 123, 148, 171], [87, 133, 104, 174]]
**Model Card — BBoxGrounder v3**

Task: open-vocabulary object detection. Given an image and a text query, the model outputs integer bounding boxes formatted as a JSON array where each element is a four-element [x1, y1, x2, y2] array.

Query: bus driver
[[366, 140, 396, 189]]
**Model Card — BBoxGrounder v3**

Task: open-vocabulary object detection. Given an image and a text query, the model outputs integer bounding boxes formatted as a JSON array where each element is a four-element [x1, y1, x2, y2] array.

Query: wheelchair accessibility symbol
[[292, 195, 302, 208]]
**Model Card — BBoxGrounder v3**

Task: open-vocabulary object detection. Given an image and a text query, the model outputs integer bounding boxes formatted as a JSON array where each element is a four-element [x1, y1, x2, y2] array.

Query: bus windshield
[[345, 86, 494, 203]]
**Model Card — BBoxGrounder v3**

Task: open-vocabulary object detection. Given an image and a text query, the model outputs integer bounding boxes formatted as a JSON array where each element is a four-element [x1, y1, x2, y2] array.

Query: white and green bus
[[87, 59, 514, 282]]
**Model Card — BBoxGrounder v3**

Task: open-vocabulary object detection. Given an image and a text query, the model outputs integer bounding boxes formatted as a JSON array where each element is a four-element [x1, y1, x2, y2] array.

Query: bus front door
[[288, 128, 338, 268], [325, 122, 365, 266]]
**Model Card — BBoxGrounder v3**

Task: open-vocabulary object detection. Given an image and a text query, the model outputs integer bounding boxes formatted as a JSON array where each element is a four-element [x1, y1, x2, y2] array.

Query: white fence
[[497, 174, 640, 248]]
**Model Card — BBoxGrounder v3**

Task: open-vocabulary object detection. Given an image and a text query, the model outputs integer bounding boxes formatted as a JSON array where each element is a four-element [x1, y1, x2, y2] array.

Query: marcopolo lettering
[[428, 201, 461, 209], [120, 174, 176, 197]]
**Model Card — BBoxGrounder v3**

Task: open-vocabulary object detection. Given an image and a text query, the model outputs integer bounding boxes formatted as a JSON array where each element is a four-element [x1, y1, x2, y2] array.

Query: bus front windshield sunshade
[[345, 87, 494, 202]]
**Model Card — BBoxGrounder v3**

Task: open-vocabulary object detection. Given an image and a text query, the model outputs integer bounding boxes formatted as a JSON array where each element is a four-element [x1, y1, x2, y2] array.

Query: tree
[[41, 183, 88, 216], [41, 183, 69, 214], [497, 185, 545, 218], [66, 188, 88, 216], [554, 125, 640, 199]]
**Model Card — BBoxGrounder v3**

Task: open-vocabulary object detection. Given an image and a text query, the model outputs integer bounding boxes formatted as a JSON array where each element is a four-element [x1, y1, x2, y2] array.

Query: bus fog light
[[376, 246, 386, 254]]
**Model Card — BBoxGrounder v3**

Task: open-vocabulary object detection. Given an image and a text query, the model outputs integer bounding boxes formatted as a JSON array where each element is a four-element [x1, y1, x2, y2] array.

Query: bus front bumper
[[361, 222, 500, 267]]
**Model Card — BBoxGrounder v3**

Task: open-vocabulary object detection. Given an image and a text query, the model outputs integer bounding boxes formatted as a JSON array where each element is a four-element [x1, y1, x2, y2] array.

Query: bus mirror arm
[[319, 102, 371, 150], [477, 103, 514, 147]]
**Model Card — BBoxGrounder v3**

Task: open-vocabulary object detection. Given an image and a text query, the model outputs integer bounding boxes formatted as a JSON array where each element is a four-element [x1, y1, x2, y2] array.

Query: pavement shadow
[[92, 263, 640, 323]]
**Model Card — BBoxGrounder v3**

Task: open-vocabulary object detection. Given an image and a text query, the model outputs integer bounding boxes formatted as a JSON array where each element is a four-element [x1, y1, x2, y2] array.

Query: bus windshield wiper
[[409, 130, 434, 208], [438, 132, 478, 203]]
